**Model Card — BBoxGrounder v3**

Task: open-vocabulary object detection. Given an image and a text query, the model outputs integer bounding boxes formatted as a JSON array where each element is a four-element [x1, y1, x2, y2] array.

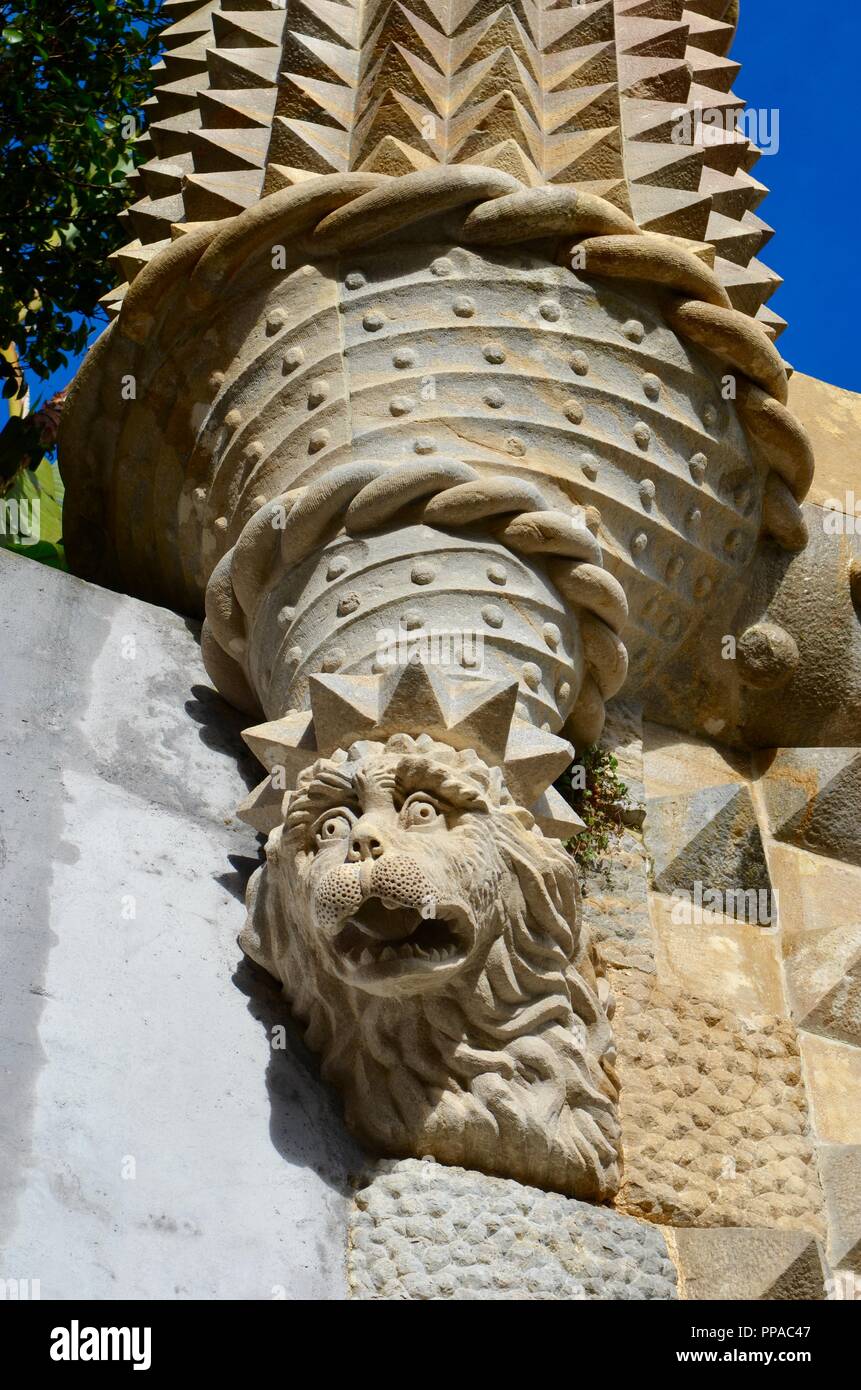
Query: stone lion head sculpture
[[240, 732, 620, 1199]]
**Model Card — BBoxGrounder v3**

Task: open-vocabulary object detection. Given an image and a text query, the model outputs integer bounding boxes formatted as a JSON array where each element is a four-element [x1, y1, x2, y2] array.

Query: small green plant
[[555, 746, 637, 886]]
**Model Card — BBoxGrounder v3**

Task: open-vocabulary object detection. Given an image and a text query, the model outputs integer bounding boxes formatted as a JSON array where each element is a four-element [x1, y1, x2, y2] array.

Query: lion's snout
[[313, 853, 437, 931], [367, 854, 436, 914]]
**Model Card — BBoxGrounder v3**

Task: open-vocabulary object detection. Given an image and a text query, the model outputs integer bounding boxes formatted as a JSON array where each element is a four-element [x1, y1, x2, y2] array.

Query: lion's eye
[[314, 813, 352, 848], [401, 795, 441, 829]]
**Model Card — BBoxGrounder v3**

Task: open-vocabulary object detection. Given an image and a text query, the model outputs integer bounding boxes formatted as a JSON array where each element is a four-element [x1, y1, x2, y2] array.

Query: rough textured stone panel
[[583, 830, 655, 974], [799, 1034, 861, 1145], [612, 969, 824, 1234], [348, 1159, 678, 1301], [769, 843, 861, 1046], [650, 892, 787, 1020], [818, 1145, 861, 1274], [672, 1227, 828, 1301], [647, 783, 774, 921], [601, 697, 646, 824], [790, 372, 861, 510], [641, 725, 775, 923], [643, 724, 751, 799], [581, 698, 654, 972], [756, 748, 861, 869]]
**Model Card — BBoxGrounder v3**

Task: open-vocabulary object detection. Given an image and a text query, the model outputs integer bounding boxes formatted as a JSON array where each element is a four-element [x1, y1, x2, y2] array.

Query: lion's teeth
[[414, 946, 428, 959], [381, 946, 396, 961], [360, 948, 374, 966]]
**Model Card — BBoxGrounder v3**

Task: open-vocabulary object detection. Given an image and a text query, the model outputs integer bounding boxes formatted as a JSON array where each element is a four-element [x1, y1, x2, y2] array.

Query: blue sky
[[733, 1, 860, 391], [31, 1, 860, 403]]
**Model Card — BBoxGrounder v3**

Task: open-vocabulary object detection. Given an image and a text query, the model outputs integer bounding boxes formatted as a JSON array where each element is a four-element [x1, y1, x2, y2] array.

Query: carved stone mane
[[241, 735, 620, 1199]]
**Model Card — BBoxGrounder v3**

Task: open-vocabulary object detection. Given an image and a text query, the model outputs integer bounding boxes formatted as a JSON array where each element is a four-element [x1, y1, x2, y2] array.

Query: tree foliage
[[0, 0, 165, 388]]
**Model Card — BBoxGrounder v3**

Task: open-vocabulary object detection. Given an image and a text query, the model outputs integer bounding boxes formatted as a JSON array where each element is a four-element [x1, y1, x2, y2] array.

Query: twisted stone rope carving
[[184, 166, 810, 529], [205, 453, 629, 747], [86, 166, 813, 745]]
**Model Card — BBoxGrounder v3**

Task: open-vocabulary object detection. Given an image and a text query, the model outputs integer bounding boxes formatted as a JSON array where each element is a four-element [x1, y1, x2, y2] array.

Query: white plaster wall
[[0, 550, 360, 1299]]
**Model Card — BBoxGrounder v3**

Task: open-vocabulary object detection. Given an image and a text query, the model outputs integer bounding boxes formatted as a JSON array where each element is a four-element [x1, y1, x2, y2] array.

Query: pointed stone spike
[[543, 43, 618, 97], [742, 208, 775, 252], [623, 95, 697, 145], [699, 165, 761, 219], [162, 39, 212, 82], [198, 87, 278, 128], [686, 0, 735, 15], [716, 255, 782, 316], [543, 0, 615, 49], [625, 138, 703, 190], [629, 182, 711, 240], [212, 10, 286, 48], [544, 126, 623, 184], [358, 135, 435, 175], [377, 660, 450, 740], [756, 305, 787, 342], [544, 81, 619, 136], [267, 116, 347, 173], [503, 723, 575, 806], [207, 46, 281, 89], [99, 282, 129, 316], [183, 168, 265, 218], [737, 169, 771, 211], [169, 220, 221, 239], [279, 72, 354, 129], [242, 711, 318, 780], [351, 92, 441, 167], [308, 673, 381, 755], [236, 774, 286, 834], [531, 786, 586, 841], [447, 678, 520, 762], [705, 209, 769, 266], [112, 238, 172, 283], [617, 16, 690, 60], [685, 45, 741, 94], [149, 109, 203, 159], [684, 9, 736, 56], [617, 55, 690, 103], [138, 153, 194, 198], [263, 164, 320, 191], [290, 0, 362, 48], [457, 138, 540, 185], [146, 73, 210, 119], [161, 2, 218, 48], [687, 81, 745, 118], [127, 193, 187, 243], [190, 126, 271, 172], [280, 31, 357, 87]]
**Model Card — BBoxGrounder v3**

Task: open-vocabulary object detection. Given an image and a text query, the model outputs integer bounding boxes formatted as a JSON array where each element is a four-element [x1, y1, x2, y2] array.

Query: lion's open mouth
[[333, 896, 466, 972]]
